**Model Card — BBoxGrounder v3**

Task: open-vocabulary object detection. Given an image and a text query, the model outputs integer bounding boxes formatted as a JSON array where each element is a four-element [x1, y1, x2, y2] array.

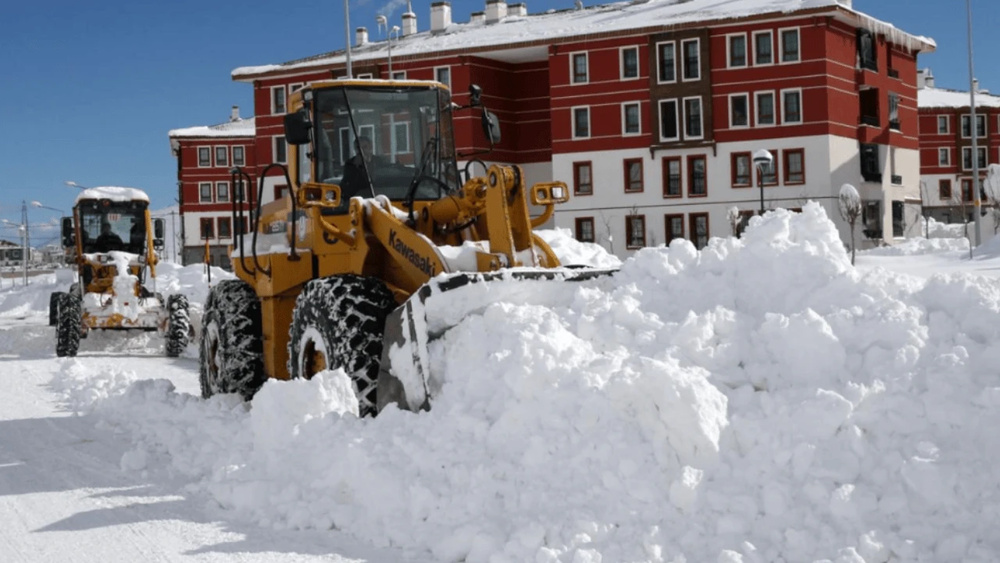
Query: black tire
[[288, 275, 395, 417], [55, 293, 82, 357], [48, 292, 65, 326], [199, 280, 265, 400], [164, 294, 191, 358]]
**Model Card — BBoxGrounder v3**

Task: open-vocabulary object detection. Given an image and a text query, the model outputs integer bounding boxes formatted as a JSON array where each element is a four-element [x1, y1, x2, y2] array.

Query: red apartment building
[[917, 68, 1000, 224], [168, 107, 256, 266], [172, 0, 934, 260]]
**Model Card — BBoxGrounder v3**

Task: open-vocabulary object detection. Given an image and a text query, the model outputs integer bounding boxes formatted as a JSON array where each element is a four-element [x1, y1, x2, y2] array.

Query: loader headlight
[[551, 186, 565, 200]]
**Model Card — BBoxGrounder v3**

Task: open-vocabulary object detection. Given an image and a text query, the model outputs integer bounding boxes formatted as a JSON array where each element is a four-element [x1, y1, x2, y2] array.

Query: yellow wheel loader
[[50, 187, 191, 357], [200, 79, 611, 416]]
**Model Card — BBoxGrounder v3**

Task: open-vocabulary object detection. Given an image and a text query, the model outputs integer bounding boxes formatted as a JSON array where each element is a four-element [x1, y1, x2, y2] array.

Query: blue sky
[[0, 0, 995, 243]]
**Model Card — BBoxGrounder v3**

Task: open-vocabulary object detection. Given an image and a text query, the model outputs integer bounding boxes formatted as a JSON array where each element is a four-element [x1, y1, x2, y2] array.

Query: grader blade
[[376, 267, 617, 413]]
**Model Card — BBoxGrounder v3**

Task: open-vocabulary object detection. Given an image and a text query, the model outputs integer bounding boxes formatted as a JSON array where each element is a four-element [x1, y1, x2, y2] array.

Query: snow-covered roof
[[75, 186, 150, 204], [168, 117, 256, 139], [232, 0, 935, 80], [918, 87, 1000, 110]]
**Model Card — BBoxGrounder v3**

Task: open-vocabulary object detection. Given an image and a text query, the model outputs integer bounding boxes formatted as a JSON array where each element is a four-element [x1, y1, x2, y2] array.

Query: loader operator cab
[[286, 81, 468, 212], [77, 199, 148, 255]]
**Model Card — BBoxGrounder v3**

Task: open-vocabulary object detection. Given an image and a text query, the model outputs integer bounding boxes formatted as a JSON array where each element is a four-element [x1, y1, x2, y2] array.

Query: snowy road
[[0, 319, 422, 563]]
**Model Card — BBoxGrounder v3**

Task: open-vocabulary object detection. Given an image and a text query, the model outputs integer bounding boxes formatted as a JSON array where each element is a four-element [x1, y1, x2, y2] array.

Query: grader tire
[[287, 275, 395, 417], [199, 280, 265, 400], [55, 293, 82, 358], [164, 294, 191, 358], [49, 292, 65, 327]]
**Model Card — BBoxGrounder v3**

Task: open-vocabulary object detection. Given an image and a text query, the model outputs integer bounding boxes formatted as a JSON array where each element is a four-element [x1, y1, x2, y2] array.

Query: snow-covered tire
[[48, 292, 65, 326], [164, 294, 191, 358], [199, 280, 265, 400], [288, 275, 395, 417], [55, 293, 82, 357]]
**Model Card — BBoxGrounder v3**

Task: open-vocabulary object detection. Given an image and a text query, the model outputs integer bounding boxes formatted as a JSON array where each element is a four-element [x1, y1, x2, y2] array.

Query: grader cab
[[199, 79, 610, 416]]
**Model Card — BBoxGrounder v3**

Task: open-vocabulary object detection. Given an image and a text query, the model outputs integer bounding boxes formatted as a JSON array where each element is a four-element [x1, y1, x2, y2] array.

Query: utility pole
[[343, 0, 353, 78], [21, 201, 28, 286], [968, 0, 982, 246]]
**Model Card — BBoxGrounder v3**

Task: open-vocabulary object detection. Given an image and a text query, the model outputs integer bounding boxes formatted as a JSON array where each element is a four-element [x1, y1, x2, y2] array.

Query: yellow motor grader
[[50, 187, 191, 357], [200, 79, 609, 416]]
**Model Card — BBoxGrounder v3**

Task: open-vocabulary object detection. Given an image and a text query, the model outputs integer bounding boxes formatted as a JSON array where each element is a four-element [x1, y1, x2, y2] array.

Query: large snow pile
[[34, 204, 1000, 561]]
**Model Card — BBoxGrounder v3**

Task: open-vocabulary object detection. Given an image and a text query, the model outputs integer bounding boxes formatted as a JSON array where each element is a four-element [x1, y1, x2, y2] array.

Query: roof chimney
[[917, 68, 934, 89], [230, 105, 240, 122], [402, 0, 417, 36], [974, 78, 980, 93], [486, 0, 507, 23], [470, 11, 485, 24], [509, 2, 527, 16], [356, 27, 368, 46], [431, 2, 452, 33]]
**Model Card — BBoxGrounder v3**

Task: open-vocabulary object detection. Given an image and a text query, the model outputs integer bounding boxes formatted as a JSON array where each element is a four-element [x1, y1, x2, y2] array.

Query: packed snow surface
[[4, 204, 1000, 562]]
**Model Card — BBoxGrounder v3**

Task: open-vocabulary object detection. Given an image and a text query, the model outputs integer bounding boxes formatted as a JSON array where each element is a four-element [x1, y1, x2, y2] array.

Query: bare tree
[[838, 184, 861, 265], [950, 187, 974, 259], [598, 211, 615, 255], [727, 206, 741, 237]]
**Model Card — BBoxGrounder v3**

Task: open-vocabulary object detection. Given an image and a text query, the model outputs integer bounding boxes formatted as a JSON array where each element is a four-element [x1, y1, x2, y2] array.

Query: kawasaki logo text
[[389, 230, 434, 277]]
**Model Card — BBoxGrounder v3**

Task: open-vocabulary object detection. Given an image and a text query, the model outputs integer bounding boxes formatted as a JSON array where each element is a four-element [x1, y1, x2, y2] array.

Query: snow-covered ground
[[2, 203, 1000, 562]]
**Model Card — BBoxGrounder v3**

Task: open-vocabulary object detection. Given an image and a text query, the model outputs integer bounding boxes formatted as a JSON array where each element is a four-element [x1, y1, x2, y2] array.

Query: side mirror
[[283, 109, 312, 145], [481, 109, 501, 145], [61, 217, 75, 248], [153, 218, 165, 249]]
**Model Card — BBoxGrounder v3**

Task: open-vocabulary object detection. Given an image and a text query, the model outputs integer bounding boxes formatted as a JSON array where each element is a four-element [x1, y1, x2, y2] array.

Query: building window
[[730, 94, 749, 128], [684, 97, 703, 139], [572, 107, 590, 139], [728, 34, 747, 68], [962, 146, 987, 170], [624, 158, 644, 192], [626, 215, 646, 249], [622, 102, 641, 135], [784, 149, 805, 184], [435, 66, 451, 88], [663, 157, 682, 197], [782, 89, 802, 124], [659, 99, 679, 141], [754, 31, 773, 65], [394, 121, 412, 153], [289, 83, 304, 93], [937, 115, 949, 134], [860, 143, 881, 182], [731, 152, 751, 187], [657, 41, 676, 83], [214, 146, 228, 167], [892, 201, 905, 237], [575, 217, 595, 243], [392, 71, 407, 80], [857, 29, 877, 72], [216, 181, 230, 202], [274, 184, 289, 200], [218, 217, 232, 238], [756, 92, 775, 126], [199, 182, 213, 203], [961, 114, 986, 138], [761, 150, 778, 185], [621, 47, 639, 79], [665, 214, 684, 245], [198, 147, 211, 167], [938, 148, 950, 166], [939, 178, 952, 200], [573, 161, 593, 195], [232, 146, 245, 166], [571, 52, 588, 84], [200, 218, 214, 239], [688, 155, 707, 196], [961, 179, 974, 202], [689, 213, 709, 249], [271, 86, 286, 114], [274, 136, 287, 164], [888, 93, 900, 130], [780, 28, 800, 63], [682, 39, 700, 81]]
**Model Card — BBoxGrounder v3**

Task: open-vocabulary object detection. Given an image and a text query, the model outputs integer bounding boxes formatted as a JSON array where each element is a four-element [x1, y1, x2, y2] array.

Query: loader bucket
[[376, 267, 617, 413]]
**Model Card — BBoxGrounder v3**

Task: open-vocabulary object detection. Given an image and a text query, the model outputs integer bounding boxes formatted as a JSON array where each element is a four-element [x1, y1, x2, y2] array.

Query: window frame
[[662, 156, 682, 198], [391, 70, 407, 80], [888, 92, 900, 130], [622, 102, 641, 136], [656, 41, 677, 84], [753, 30, 774, 66], [755, 91, 776, 127], [781, 88, 803, 124], [683, 96, 704, 140], [620, 46, 640, 80], [729, 93, 751, 129], [572, 106, 591, 139], [681, 38, 701, 82], [573, 161, 593, 196], [197, 146, 211, 168], [961, 179, 974, 202], [731, 152, 752, 188], [623, 158, 644, 193], [273, 135, 287, 164], [961, 114, 987, 138], [937, 115, 949, 134], [216, 181, 230, 203], [664, 213, 685, 245], [434, 66, 451, 89], [727, 33, 748, 68], [199, 182, 213, 203], [761, 149, 779, 186], [783, 148, 805, 185], [575, 216, 596, 243], [232, 145, 245, 166], [199, 217, 215, 240], [271, 85, 287, 115], [689, 212, 710, 250], [779, 27, 800, 64], [214, 145, 229, 167], [658, 99, 680, 142], [962, 146, 987, 171], [938, 147, 951, 167], [857, 29, 878, 72], [938, 178, 952, 200], [687, 154, 707, 197], [625, 214, 647, 250], [570, 52, 589, 85], [218, 217, 232, 239]]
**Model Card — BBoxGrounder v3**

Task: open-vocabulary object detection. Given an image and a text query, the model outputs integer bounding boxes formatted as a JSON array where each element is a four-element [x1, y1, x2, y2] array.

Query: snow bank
[[37, 204, 1000, 561]]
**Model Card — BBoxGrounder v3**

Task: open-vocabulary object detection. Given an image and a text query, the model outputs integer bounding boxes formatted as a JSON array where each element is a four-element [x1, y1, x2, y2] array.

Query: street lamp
[[377, 15, 400, 77], [753, 149, 774, 215], [31, 201, 65, 214], [65, 180, 90, 190]]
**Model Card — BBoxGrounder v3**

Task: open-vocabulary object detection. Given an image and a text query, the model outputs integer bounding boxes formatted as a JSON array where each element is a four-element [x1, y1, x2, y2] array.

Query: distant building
[[168, 106, 256, 267], [917, 68, 1000, 224]]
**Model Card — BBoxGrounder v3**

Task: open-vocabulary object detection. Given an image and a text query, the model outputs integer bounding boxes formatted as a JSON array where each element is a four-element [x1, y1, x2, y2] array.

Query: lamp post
[[65, 180, 90, 190], [967, 0, 982, 246], [753, 149, 774, 215]]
